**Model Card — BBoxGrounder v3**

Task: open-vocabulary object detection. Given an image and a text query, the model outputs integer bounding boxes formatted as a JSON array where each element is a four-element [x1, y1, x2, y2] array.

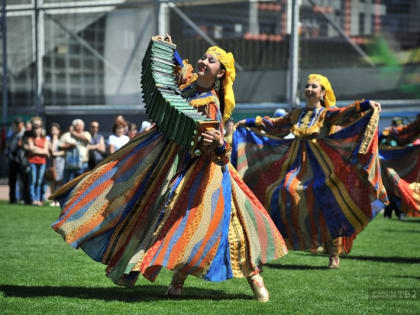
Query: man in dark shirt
[[87, 121, 106, 170], [7, 118, 31, 204]]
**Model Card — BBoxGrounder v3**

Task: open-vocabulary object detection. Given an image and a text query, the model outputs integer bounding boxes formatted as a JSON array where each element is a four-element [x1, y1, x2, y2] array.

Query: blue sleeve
[[360, 100, 370, 111], [174, 50, 184, 67], [245, 118, 256, 127]]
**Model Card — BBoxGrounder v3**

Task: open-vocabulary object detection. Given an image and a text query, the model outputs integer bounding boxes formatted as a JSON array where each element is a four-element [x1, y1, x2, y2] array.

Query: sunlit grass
[[0, 201, 419, 314]]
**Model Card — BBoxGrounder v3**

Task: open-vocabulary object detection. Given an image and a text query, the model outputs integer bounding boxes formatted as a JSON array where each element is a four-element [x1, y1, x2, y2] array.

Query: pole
[[157, 0, 169, 35], [249, 0, 259, 35], [34, 0, 46, 116], [2, 0, 8, 124], [287, 0, 300, 107]]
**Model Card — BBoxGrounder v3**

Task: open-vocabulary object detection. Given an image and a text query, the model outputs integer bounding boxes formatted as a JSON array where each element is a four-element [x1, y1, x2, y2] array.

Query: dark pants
[[8, 160, 31, 204]]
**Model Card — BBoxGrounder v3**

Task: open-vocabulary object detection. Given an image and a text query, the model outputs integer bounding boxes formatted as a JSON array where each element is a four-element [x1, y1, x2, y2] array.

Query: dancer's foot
[[165, 283, 183, 297], [310, 245, 326, 255], [165, 270, 187, 297], [247, 274, 269, 302], [328, 255, 340, 269], [116, 274, 134, 287]]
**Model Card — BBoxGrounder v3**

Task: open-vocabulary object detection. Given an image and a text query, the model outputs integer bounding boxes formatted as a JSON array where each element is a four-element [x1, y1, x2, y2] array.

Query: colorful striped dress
[[51, 78, 287, 286], [232, 101, 388, 254], [379, 118, 420, 217]]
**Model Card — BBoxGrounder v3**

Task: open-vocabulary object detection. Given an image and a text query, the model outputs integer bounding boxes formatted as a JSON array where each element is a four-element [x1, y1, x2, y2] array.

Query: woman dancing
[[233, 74, 387, 269], [50, 38, 287, 302]]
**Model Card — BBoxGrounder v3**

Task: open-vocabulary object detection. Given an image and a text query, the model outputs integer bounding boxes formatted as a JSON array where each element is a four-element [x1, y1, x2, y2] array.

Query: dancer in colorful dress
[[50, 39, 287, 302], [233, 74, 387, 269], [379, 115, 420, 218]]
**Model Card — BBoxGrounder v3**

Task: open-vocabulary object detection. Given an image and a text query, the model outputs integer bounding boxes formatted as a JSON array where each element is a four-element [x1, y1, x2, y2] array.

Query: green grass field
[[0, 200, 419, 314]]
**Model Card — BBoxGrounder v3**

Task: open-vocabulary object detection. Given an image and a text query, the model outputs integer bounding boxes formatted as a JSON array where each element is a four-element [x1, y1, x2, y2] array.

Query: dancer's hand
[[202, 129, 224, 150], [369, 100, 381, 112], [153, 34, 173, 43], [164, 34, 173, 43], [262, 117, 273, 128], [234, 119, 246, 129], [235, 118, 273, 130]]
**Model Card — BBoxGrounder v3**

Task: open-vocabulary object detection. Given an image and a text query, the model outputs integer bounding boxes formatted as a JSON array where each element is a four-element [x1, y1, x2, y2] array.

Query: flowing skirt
[[379, 144, 420, 217], [232, 110, 388, 253], [51, 127, 287, 285]]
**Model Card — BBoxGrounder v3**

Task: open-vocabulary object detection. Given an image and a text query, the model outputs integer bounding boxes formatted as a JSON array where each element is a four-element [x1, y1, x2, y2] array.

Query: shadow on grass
[[383, 229, 420, 234], [265, 263, 326, 270], [0, 284, 251, 302], [399, 219, 420, 224], [391, 275, 420, 281], [295, 252, 420, 264], [339, 255, 420, 264]]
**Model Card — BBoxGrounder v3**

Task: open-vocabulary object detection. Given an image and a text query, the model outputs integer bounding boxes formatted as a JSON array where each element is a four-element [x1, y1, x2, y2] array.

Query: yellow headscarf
[[307, 74, 336, 107], [206, 46, 236, 121]]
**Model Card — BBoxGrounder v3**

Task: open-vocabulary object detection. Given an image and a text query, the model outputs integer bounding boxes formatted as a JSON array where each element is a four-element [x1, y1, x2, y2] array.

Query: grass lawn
[[0, 200, 419, 314]]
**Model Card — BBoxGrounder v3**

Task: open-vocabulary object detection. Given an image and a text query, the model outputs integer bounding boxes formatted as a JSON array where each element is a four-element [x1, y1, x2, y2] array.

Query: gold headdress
[[206, 46, 236, 121], [307, 74, 336, 107]]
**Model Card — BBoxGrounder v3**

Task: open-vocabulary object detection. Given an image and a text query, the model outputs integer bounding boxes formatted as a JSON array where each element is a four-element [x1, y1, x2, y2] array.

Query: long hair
[[217, 64, 226, 117], [320, 86, 326, 108]]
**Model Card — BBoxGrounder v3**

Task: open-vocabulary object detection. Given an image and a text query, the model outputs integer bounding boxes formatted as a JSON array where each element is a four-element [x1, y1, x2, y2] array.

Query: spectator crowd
[[5, 115, 152, 206], [4, 108, 292, 206]]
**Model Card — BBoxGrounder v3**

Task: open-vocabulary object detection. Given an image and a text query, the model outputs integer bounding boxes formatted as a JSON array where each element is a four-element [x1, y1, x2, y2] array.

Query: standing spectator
[[22, 116, 44, 203], [25, 120, 32, 133], [115, 115, 129, 134], [27, 119, 49, 206], [60, 119, 92, 183], [7, 118, 31, 204], [127, 122, 138, 139], [23, 116, 43, 148], [88, 121, 106, 169], [107, 123, 129, 154], [48, 123, 65, 204]]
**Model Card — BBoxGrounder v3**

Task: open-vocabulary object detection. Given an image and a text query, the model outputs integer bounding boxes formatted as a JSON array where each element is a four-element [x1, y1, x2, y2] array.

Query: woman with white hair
[[59, 119, 92, 183]]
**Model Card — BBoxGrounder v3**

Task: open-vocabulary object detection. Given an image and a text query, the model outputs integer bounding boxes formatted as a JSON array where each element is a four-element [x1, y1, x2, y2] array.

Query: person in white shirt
[[108, 122, 130, 154]]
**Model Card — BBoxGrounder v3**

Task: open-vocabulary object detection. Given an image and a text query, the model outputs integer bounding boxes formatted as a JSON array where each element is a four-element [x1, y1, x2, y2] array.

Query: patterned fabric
[[379, 144, 420, 217], [232, 103, 388, 253], [51, 81, 287, 286]]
